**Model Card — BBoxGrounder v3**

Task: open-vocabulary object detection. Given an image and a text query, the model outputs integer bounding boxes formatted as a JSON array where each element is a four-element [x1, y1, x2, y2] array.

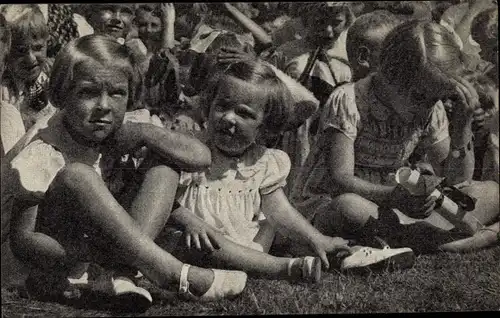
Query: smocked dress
[[177, 142, 291, 252]]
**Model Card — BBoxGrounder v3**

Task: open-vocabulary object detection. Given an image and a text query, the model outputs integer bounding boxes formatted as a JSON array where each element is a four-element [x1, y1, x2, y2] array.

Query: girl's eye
[[214, 102, 230, 111], [110, 89, 127, 97], [32, 44, 44, 52], [77, 87, 99, 97], [236, 109, 255, 119]]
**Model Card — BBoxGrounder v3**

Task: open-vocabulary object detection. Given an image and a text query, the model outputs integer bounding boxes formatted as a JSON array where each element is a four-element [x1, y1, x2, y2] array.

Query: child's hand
[[446, 76, 480, 125], [182, 212, 225, 252], [472, 107, 492, 135], [412, 162, 435, 176], [217, 47, 255, 65], [310, 235, 351, 269], [389, 184, 437, 219], [160, 3, 175, 24]]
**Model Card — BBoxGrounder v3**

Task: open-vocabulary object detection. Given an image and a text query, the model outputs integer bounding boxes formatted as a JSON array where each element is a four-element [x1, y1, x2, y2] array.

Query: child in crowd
[[4, 35, 249, 310], [440, 0, 497, 58], [1, 5, 56, 135], [161, 59, 416, 281], [346, 10, 403, 82], [261, 2, 355, 195], [292, 20, 499, 255], [85, 4, 135, 44], [0, 12, 25, 157], [470, 8, 498, 183]]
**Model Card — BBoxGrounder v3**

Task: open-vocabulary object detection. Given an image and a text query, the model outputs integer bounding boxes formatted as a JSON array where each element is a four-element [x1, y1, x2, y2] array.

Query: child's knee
[[53, 163, 99, 188], [144, 164, 179, 182], [331, 193, 367, 214]]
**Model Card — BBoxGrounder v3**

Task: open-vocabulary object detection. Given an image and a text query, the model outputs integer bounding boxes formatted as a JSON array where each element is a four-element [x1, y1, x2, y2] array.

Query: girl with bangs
[[4, 34, 250, 311], [292, 20, 499, 255]]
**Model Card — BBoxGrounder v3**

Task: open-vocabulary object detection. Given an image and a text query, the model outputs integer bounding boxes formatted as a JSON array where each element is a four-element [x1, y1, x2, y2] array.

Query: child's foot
[[25, 267, 91, 303], [108, 276, 153, 312], [179, 264, 247, 301], [287, 256, 322, 284], [340, 244, 415, 271]]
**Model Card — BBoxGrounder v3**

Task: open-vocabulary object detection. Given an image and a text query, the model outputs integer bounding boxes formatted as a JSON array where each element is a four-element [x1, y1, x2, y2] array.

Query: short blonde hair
[[49, 34, 143, 111]]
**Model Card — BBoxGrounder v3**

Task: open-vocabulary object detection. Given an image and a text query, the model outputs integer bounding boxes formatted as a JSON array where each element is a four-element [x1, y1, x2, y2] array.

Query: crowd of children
[[1, 1, 498, 312]]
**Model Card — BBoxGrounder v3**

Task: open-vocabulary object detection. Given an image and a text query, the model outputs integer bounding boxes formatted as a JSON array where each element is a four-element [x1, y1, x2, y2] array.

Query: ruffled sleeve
[[9, 140, 66, 203], [319, 84, 360, 140], [259, 149, 291, 195], [420, 101, 450, 149]]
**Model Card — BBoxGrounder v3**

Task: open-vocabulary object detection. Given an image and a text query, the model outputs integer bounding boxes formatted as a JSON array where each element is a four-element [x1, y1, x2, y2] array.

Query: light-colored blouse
[[177, 142, 290, 251]]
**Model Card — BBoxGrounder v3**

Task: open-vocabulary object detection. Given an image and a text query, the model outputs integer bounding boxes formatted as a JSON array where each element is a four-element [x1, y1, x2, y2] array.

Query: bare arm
[[326, 129, 394, 206], [222, 2, 272, 46], [431, 77, 479, 185], [109, 122, 211, 172], [261, 188, 350, 268], [9, 203, 68, 267], [160, 3, 176, 50]]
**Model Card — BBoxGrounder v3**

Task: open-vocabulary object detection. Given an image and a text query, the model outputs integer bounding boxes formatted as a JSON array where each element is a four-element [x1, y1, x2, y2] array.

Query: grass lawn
[[2, 246, 499, 316]]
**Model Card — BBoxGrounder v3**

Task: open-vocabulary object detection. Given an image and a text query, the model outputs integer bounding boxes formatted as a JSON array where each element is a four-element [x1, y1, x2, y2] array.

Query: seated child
[[162, 59, 417, 280], [4, 35, 248, 310], [1, 4, 56, 133], [346, 10, 403, 81], [292, 20, 499, 255]]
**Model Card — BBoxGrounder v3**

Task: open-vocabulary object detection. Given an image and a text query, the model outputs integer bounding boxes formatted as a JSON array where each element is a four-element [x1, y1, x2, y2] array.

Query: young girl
[[291, 20, 499, 254], [163, 59, 416, 281], [4, 35, 248, 310], [1, 4, 56, 135]]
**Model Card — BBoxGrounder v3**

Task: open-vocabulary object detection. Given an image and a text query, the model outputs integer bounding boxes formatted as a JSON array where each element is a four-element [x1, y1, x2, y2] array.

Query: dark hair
[[379, 20, 464, 93], [201, 59, 293, 133], [346, 10, 402, 64], [49, 34, 143, 111]]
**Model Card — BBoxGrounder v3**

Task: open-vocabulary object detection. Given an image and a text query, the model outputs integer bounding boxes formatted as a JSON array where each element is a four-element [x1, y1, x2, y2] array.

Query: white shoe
[[178, 264, 247, 302], [68, 271, 89, 286], [341, 246, 415, 271], [109, 276, 153, 311]]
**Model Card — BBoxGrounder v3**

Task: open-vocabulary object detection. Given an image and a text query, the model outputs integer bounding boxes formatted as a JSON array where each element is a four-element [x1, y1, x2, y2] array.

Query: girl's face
[[91, 4, 134, 40], [8, 36, 47, 83], [64, 61, 129, 145], [208, 76, 267, 156], [307, 6, 348, 47], [135, 9, 162, 49]]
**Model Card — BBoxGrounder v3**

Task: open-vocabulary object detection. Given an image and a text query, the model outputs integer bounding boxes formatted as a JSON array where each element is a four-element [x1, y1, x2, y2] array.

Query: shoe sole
[[341, 250, 416, 273], [114, 292, 152, 313], [312, 257, 322, 283]]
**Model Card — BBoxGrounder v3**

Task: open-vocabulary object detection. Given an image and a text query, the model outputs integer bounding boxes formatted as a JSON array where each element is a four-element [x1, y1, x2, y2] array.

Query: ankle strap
[[179, 264, 191, 294], [287, 259, 296, 277]]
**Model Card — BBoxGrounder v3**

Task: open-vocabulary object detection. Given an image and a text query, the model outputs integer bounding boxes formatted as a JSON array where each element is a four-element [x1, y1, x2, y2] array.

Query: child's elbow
[[183, 142, 212, 171]]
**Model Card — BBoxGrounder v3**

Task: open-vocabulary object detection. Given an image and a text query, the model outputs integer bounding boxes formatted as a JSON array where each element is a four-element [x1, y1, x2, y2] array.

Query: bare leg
[[164, 227, 309, 280], [14, 163, 214, 295]]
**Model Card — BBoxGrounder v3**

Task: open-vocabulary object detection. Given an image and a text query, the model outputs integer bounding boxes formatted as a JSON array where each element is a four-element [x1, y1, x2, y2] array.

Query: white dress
[[177, 143, 291, 252]]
